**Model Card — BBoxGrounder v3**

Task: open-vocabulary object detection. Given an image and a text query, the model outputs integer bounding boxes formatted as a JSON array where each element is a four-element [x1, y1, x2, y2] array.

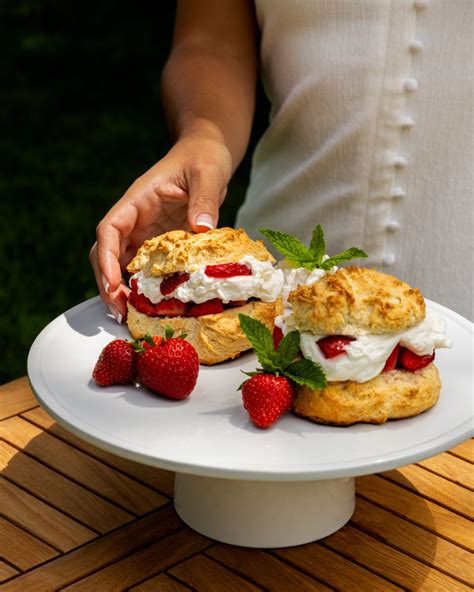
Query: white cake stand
[[28, 297, 473, 548]]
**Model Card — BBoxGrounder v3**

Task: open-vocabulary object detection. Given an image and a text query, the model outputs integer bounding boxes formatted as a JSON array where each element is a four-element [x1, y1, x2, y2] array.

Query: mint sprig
[[239, 314, 327, 390], [259, 224, 367, 271]]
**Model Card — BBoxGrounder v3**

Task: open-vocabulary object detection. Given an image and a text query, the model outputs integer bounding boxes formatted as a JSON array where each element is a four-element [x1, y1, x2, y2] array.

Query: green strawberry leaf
[[283, 359, 327, 390], [320, 247, 368, 270], [165, 325, 174, 340], [258, 228, 315, 269], [309, 224, 325, 265], [276, 330, 301, 369], [238, 314, 279, 372]]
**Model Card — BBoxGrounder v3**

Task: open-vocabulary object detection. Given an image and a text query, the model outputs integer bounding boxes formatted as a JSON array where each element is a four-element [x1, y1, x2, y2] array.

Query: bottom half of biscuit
[[293, 364, 441, 426], [127, 299, 280, 365]]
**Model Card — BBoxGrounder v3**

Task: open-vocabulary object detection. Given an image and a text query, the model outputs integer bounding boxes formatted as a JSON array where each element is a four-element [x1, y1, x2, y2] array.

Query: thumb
[[187, 167, 225, 232]]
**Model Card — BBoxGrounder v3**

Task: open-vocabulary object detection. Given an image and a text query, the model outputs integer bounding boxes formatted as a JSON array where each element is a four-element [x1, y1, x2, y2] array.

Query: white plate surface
[[28, 297, 473, 481]]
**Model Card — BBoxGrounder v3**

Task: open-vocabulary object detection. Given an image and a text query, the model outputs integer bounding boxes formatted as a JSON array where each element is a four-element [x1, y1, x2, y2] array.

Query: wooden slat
[[0, 478, 96, 552], [62, 529, 211, 591], [352, 497, 473, 586], [323, 524, 471, 592], [381, 465, 473, 518], [168, 554, 262, 591], [131, 573, 191, 591], [0, 562, 19, 584], [0, 506, 182, 592], [0, 517, 58, 571], [22, 407, 175, 497], [0, 416, 167, 514], [356, 474, 473, 550], [448, 439, 473, 462], [206, 545, 332, 591], [0, 377, 38, 419], [417, 453, 474, 489], [275, 540, 402, 592], [0, 440, 133, 533]]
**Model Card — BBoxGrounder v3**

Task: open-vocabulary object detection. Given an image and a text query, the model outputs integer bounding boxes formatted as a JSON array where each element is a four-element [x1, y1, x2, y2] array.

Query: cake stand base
[[174, 473, 355, 548]]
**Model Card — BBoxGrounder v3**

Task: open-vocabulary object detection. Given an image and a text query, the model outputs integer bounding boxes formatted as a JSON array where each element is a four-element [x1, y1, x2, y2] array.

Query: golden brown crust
[[288, 267, 425, 334], [126, 227, 274, 276], [292, 364, 440, 426], [127, 299, 282, 365]]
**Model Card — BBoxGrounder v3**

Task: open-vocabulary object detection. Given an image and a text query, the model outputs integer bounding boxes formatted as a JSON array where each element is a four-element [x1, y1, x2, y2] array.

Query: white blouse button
[[383, 253, 396, 266], [394, 156, 408, 168], [413, 0, 428, 11], [386, 220, 400, 232], [392, 187, 406, 199], [409, 40, 424, 53], [400, 116, 415, 129], [404, 78, 419, 92]]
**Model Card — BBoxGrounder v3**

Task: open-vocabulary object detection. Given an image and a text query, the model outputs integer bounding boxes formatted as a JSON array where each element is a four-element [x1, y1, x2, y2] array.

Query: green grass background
[[1, 1, 268, 384]]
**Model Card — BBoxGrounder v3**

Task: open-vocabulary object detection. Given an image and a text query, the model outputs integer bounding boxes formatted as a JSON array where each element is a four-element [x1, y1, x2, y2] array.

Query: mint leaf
[[320, 248, 368, 270], [309, 224, 325, 265], [259, 228, 315, 269], [276, 330, 300, 369], [238, 314, 278, 372], [284, 359, 327, 390]]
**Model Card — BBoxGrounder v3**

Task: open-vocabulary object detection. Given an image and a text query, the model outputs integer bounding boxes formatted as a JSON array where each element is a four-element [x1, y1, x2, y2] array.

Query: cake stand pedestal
[[174, 474, 355, 547], [27, 297, 473, 548]]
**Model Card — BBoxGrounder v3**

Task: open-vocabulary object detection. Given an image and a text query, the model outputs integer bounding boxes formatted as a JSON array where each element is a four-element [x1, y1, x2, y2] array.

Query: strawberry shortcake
[[126, 227, 284, 364], [286, 267, 451, 425]]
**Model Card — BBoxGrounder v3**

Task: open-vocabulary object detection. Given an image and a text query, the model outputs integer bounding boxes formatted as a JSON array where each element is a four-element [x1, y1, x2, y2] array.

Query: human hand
[[89, 134, 232, 321]]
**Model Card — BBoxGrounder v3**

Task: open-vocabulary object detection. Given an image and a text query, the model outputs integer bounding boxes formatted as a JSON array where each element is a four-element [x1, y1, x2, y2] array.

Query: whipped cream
[[299, 309, 451, 383], [132, 255, 284, 304]]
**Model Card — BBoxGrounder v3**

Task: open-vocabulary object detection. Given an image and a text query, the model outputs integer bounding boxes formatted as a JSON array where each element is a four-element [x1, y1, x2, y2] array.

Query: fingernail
[[101, 274, 110, 294], [108, 304, 122, 324], [195, 214, 215, 231]]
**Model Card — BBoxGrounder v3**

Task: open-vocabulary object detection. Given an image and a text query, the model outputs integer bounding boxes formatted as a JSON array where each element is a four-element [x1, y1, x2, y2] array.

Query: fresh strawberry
[[153, 298, 188, 317], [383, 343, 401, 372], [242, 374, 295, 429], [186, 298, 224, 317], [93, 339, 137, 386], [204, 263, 252, 278], [398, 347, 435, 371], [272, 326, 284, 350], [141, 335, 164, 350], [160, 272, 190, 296], [238, 314, 326, 428], [317, 335, 356, 358], [137, 335, 199, 399], [130, 278, 138, 292]]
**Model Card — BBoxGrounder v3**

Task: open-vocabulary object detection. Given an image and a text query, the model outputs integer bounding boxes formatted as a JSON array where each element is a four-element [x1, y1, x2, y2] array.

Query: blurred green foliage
[[0, 0, 268, 384]]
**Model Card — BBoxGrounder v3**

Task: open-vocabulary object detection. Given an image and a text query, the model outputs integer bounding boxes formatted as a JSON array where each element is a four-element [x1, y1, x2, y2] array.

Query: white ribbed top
[[236, 0, 473, 319]]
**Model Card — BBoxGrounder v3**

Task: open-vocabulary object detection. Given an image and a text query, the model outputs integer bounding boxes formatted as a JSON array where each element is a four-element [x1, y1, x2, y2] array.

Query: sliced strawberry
[[130, 278, 138, 292], [204, 263, 252, 278], [273, 326, 284, 351], [383, 343, 401, 372], [186, 298, 224, 317], [153, 298, 188, 317], [128, 290, 158, 316], [160, 272, 190, 296], [317, 335, 356, 358], [398, 347, 435, 371]]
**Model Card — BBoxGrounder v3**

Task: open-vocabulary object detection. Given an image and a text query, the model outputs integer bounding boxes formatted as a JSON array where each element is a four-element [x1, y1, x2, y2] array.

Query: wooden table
[[0, 377, 472, 591]]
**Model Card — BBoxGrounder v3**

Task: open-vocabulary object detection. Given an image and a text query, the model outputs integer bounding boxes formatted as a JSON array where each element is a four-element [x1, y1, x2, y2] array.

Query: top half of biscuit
[[126, 227, 275, 276], [288, 267, 425, 335]]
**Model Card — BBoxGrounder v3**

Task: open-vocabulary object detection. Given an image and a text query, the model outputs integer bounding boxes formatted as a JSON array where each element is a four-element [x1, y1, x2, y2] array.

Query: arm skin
[[89, 0, 258, 320]]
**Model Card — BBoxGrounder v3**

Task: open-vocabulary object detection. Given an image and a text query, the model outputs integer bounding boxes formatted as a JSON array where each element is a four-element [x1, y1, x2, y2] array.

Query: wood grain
[[0, 377, 38, 419], [0, 517, 58, 571]]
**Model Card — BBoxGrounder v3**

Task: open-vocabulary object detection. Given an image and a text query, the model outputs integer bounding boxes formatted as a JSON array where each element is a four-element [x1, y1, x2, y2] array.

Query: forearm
[[161, 1, 257, 173]]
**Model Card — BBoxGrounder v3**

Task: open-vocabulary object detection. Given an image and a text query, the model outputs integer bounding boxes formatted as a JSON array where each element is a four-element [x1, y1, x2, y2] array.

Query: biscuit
[[288, 267, 425, 335], [127, 299, 282, 365], [292, 364, 440, 426], [127, 227, 274, 276]]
